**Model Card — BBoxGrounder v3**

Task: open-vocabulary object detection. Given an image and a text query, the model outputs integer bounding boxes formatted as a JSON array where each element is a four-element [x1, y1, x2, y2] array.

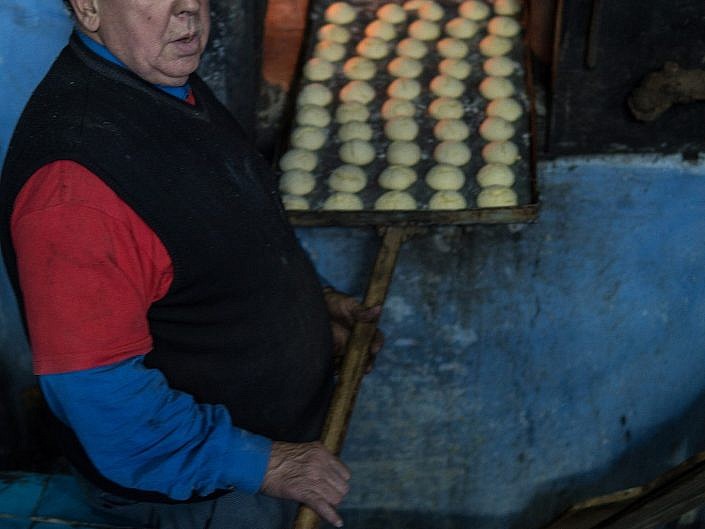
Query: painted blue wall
[[297, 156, 705, 527], [0, 0, 72, 466], [1, 3, 705, 528]]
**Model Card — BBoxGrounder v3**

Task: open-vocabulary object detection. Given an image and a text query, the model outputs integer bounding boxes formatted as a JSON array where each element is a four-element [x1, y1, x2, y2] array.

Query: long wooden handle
[[293, 227, 407, 529]]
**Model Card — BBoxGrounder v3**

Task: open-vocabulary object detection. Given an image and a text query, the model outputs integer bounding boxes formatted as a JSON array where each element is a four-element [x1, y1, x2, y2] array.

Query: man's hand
[[260, 441, 351, 528], [323, 288, 385, 373]]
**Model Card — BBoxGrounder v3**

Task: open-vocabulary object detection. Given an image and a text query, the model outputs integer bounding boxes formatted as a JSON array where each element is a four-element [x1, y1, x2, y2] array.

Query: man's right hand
[[260, 441, 351, 528]]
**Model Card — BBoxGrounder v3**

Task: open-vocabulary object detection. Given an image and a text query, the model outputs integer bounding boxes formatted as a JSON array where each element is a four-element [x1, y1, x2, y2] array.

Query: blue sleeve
[[39, 355, 272, 500]]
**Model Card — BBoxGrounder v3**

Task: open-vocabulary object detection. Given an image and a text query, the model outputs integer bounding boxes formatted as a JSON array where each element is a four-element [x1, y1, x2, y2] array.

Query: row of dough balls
[[369, 2, 471, 209], [307, 0, 523, 82], [305, 30, 519, 82], [279, 87, 328, 200], [278, 82, 334, 201], [328, 9, 437, 173], [476, 1, 523, 208], [325, 0, 521, 26], [476, 83, 521, 207], [324, 165, 468, 211], [423, 6, 519, 208]]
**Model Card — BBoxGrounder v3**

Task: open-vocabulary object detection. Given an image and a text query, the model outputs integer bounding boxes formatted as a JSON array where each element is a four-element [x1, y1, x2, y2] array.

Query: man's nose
[[174, 0, 202, 16]]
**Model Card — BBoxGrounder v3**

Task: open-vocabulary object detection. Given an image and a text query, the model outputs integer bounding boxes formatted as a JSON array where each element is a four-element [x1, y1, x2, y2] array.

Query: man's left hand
[[323, 288, 385, 373]]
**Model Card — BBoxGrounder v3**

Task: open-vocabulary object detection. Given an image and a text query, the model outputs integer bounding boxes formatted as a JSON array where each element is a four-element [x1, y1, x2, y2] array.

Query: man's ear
[[69, 0, 101, 33]]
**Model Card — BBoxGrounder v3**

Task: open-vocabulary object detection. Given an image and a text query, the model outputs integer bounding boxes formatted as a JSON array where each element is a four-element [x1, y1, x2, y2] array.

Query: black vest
[[0, 34, 334, 501]]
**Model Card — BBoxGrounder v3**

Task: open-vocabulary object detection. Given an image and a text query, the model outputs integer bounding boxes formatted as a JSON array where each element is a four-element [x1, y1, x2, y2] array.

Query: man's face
[[91, 0, 211, 86]]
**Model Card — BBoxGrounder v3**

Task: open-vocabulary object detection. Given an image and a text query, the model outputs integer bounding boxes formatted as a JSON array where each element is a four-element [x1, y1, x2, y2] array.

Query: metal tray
[[278, 0, 540, 227]]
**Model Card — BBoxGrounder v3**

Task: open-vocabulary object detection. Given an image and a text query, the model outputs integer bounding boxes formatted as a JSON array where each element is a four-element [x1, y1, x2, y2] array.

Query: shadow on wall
[[0, 261, 63, 472], [511, 387, 705, 529], [333, 388, 705, 529]]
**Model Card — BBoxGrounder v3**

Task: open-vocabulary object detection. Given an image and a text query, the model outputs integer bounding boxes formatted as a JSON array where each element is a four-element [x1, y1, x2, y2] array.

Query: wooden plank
[[543, 487, 646, 529], [595, 459, 705, 529], [293, 227, 408, 529], [543, 451, 705, 529]]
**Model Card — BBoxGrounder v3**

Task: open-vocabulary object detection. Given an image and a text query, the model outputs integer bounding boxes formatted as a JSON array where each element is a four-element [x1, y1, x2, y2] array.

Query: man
[[0, 1, 382, 528]]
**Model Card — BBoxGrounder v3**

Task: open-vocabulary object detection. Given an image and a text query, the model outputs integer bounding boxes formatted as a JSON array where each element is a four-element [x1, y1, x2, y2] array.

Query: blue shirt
[[40, 33, 273, 500]]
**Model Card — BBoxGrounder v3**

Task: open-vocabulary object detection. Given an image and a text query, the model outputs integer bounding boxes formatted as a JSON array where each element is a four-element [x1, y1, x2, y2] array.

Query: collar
[[76, 31, 191, 101]]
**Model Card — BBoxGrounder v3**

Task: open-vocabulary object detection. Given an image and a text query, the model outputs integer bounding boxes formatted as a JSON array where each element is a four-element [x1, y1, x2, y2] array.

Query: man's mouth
[[170, 31, 202, 55], [175, 32, 198, 43]]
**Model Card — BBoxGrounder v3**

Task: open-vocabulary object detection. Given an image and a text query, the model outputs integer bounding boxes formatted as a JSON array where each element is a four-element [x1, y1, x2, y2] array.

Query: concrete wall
[[2, 2, 705, 528]]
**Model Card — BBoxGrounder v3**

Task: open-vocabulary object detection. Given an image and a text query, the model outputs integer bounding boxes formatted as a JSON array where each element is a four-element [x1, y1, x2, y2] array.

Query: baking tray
[[277, 0, 540, 227]]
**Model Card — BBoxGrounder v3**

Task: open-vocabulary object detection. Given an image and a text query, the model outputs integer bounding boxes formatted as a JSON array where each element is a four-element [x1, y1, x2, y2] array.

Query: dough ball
[[279, 169, 316, 195], [377, 3, 407, 23], [339, 80, 376, 104], [396, 38, 428, 59], [387, 57, 424, 79], [378, 165, 418, 190], [385, 117, 419, 141], [403, 0, 426, 10], [282, 194, 310, 210], [429, 190, 467, 210], [479, 116, 515, 141], [323, 192, 364, 210], [408, 19, 441, 41], [479, 35, 513, 56], [329, 164, 368, 192], [336, 102, 370, 124], [374, 190, 417, 210], [433, 119, 470, 141], [479, 77, 516, 100], [297, 83, 333, 107], [339, 139, 376, 165], [430, 75, 465, 98], [418, 1, 445, 21], [483, 56, 516, 77], [437, 38, 469, 59], [476, 185, 517, 207], [445, 17, 479, 39], [428, 97, 464, 119], [296, 104, 331, 127], [356, 37, 389, 60], [482, 140, 519, 164], [381, 98, 416, 119], [425, 164, 465, 190], [365, 19, 397, 41], [476, 163, 515, 187], [304, 57, 335, 81], [459, 0, 490, 20], [486, 97, 523, 121], [325, 2, 357, 24], [438, 58, 472, 80], [434, 141, 471, 166], [317, 23, 351, 44], [387, 77, 422, 99], [343, 56, 376, 80], [290, 126, 327, 150], [488, 15, 521, 37], [338, 121, 374, 142], [387, 141, 422, 166], [314, 40, 346, 62], [279, 148, 318, 172], [494, 0, 522, 16]]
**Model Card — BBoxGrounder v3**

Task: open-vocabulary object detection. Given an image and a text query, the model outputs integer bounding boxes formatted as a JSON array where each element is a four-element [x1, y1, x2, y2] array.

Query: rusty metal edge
[[287, 202, 539, 226]]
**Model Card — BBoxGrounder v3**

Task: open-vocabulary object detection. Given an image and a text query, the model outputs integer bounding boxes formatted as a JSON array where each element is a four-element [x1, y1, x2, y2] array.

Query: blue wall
[[297, 156, 705, 527], [2, 3, 705, 528]]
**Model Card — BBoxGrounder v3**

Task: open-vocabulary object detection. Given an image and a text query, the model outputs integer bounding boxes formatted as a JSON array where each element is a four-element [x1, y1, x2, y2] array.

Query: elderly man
[[0, 1, 382, 528]]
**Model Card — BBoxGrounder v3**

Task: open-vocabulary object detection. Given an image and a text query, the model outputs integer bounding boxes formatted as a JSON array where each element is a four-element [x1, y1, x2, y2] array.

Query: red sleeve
[[11, 160, 173, 375]]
